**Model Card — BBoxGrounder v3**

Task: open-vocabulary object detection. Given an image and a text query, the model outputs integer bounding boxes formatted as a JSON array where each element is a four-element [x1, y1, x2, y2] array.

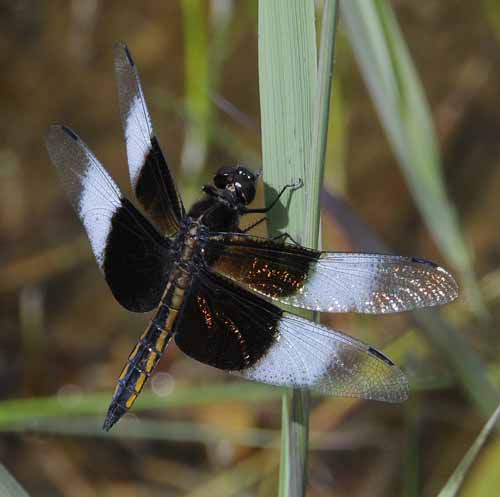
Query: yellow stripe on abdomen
[[109, 323, 173, 416]]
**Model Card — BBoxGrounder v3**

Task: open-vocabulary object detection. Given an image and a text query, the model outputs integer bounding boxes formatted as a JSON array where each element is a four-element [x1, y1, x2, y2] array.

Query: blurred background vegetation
[[1, 1, 500, 496]]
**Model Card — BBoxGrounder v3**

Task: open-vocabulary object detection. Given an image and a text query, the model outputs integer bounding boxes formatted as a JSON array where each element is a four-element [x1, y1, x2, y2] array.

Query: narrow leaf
[[0, 466, 30, 497], [259, 1, 318, 495], [341, 0, 483, 311], [181, 0, 211, 174], [437, 403, 500, 497], [259, 1, 339, 496]]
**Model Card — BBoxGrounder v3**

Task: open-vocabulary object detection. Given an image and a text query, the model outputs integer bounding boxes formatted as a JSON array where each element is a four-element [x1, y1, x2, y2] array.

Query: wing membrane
[[114, 42, 185, 235], [45, 124, 170, 312], [205, 234, 458, 314], [175, 269, 408, 402], [240, 313, 408, 402], [175, 270, 279, 370]]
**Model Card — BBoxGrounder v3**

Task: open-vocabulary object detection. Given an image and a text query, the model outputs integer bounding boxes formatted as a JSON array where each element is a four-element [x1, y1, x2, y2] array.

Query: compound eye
[[213, 174, 229, 189], [213, 166, 235, 188]]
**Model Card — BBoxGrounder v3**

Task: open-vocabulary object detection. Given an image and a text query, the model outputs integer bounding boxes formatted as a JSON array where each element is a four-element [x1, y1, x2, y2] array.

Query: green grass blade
[[305, 0, 340, 247], [437, 402, 500, 497], [181, 0, 211, 174], [259, 1, 317, 495], [259, 1, 339, 495], [341, 0, 483, 311], [0, 465, 30, 497], [2, 417, 279, 447], [0, 382, 281, 428], [287, 389, 311, 496], [258, 0, 316, 240], [279, 393, 291, 497], [324, 75, 347, 195]]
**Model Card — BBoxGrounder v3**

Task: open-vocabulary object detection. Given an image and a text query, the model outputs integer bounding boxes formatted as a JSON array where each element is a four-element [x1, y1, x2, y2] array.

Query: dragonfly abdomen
[[103, 317, 173, 431], [103, 222, 204, 430]]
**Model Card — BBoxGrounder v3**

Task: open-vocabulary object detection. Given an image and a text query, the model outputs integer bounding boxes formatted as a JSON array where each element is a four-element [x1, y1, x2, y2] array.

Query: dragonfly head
[[213, 165, 257, 205]]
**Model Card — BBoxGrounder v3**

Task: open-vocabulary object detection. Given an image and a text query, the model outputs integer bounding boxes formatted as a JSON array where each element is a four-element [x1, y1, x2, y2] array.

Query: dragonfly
[[45, 43, 458, 431]]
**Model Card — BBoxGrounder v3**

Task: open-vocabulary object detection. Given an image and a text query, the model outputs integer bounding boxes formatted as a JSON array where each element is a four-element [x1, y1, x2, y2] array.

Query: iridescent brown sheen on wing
[[175, 270, 281, 371], [205, 234, 319, 299]]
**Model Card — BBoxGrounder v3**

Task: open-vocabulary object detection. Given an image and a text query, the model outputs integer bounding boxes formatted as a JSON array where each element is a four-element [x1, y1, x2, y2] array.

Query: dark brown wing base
[[104, 198, 170, 311], [175, 269, 281, 371], [134, 136, 185, 235]]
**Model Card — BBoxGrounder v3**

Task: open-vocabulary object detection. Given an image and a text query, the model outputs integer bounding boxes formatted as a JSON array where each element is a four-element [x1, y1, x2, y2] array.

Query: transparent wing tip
[[363, 346, 409, 403], [374, 364, 410, 403], [113, 41, 134, 67], [413, 256, 460, 305], [435, 264, 460, 303], [46, 123, 80, 143]]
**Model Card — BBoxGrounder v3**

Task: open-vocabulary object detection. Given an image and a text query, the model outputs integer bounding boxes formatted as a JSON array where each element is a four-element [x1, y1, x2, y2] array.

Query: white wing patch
[[124, 94, 153, 188], [114, 43, 154, 190], [78, 157, 122, 268], [235, 313, 409, 403], [46, 125, 122, 271], [282, 253, 458, 314]]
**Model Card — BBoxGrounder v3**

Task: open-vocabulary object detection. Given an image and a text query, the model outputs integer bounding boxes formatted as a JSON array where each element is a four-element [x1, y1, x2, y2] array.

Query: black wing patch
[[175, 270, 280, 370], [205, 234, 458, 314], [45, 124, 170, 312], [174, 269, 408, 402], [114, 42, 185, 236]]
